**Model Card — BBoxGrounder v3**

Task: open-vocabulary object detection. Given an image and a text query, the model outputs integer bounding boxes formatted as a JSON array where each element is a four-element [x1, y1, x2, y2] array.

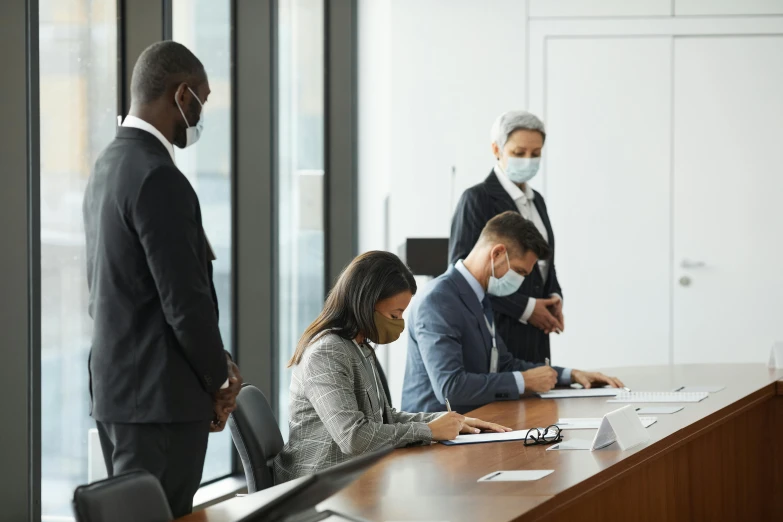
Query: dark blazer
[[448, 171, 562, 364], [401, 265, 564, 414], [83, 127, 228, 423]]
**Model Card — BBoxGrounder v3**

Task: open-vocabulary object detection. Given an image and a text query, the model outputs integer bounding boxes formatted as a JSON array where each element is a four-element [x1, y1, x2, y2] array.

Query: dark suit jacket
[[401, 265, 563, 413], [83, 126, 228, 423], [448, 171, 562, 363]]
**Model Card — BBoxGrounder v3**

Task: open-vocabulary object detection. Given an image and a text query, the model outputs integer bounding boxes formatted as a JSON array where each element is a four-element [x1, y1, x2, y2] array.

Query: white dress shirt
[[122, 115, 228, 389], [493, 164, 562, 325], [121, 115, 175, 162]]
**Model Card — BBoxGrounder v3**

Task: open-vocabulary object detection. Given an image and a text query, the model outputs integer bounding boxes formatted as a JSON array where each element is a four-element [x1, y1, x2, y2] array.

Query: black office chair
[[228, 383, 285, 493], [72, 469, 172, 522]]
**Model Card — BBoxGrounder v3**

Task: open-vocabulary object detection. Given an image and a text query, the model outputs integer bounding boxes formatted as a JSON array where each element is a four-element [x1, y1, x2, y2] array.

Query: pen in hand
[[445, 397, 452, 413]]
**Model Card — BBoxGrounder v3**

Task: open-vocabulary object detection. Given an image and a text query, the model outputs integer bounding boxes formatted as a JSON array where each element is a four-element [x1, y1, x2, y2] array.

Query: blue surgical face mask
[[487, 250, 525, 297], [505, 157, 540, 184]]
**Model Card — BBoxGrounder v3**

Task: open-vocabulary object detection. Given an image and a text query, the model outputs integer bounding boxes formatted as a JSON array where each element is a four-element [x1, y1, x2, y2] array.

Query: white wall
[[358, 0, 529, 405], [357, 0, 783, 405]]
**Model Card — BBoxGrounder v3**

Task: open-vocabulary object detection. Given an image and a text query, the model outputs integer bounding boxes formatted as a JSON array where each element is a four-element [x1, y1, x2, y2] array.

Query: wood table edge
[[487, 382, 779, 521]]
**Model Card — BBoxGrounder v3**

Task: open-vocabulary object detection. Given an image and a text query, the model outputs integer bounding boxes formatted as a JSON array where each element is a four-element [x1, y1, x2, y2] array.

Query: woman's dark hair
[[288, 251, 417, 367]]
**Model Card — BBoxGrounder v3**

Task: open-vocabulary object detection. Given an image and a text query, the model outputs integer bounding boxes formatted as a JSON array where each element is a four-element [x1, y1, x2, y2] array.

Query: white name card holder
[[769, 342, 783, 369], [591, 405, 652, 451]]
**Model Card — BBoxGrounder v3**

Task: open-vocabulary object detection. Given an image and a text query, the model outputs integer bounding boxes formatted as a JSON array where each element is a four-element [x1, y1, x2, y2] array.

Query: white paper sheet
[[441, 429, 528, 445], [635, 406, 683, 414], [478, 470, 554, 482], [538, 388, 622, 399], [673, 385, 724, 393], [443, 427, 558, 445], [546, 439, 593, 451], [557, 417, 657, 430], [607, 391, 708, 403]]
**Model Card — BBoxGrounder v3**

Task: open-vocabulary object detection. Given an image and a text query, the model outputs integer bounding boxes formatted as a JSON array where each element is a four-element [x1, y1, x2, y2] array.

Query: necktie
[[481, 295, 494, 328]]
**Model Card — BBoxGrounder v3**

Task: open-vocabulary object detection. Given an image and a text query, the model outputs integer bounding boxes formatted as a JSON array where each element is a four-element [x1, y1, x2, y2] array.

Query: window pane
[[173, 0, 234, 483], [277, 0, 326, 438], [39, 0, 116, 517]]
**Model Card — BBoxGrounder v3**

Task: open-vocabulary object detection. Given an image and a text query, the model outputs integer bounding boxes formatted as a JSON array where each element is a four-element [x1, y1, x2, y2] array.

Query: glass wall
[[172, 0, 234, 483], [277, 0, 326, 437], [39, 0, 117, 517]]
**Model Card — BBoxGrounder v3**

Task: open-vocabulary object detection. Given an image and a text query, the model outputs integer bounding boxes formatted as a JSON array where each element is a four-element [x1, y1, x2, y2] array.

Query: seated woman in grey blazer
[[274, 251, 509, 482]]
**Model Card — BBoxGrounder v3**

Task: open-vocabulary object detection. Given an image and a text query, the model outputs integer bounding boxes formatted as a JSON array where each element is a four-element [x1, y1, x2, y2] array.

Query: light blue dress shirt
[[454, 260, 572, 392]]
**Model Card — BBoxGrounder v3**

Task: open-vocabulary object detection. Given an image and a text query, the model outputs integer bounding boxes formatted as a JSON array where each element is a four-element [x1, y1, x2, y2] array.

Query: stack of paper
[[538, 388, 623, 399], [557, 417, 657, 430], [607, 391, 708, 403]]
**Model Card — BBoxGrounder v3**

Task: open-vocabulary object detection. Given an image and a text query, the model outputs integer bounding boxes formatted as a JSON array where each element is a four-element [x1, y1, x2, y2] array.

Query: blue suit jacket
[[402, 265, 564, 413]]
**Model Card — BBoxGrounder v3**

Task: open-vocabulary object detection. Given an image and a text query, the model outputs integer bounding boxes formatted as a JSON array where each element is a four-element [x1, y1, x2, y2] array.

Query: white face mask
[[175, 86, 204, 148], [505, 156, 540, 184], [487, 250, 525, 297]]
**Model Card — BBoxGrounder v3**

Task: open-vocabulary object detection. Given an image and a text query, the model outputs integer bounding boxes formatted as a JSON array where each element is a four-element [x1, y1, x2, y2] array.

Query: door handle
[[681, 259, 706, 269]]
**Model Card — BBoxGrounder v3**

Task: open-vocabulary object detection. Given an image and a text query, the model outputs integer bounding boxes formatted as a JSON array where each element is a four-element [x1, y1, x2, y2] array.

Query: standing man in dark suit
[[83, 41, 242, 517], [449, 110, 563, 364]]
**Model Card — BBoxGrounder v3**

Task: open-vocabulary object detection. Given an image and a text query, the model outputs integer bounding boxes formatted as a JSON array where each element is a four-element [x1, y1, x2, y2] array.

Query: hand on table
[[460, 417, 512, 435], [528, 297, 564, 335], [571, 370, 624, 389], [522, 366, 558, 393]]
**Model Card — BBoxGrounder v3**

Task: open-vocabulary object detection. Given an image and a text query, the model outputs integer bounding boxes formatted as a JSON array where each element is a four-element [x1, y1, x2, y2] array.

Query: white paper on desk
[[591, 405, 651, 451], [538, 388, 622, 399], [557, 417, 657, 430], [478, 470, 554, 482], [546, 439, 593, 451], [442, 429, 528, 445], [607, 391, 708, 403], [673, 385, 724, 393], [635, 406, 683, 414]]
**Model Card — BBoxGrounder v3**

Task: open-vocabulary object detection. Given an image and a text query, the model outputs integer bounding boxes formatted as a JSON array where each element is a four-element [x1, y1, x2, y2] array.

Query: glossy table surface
[[181, 364, 783, 522]]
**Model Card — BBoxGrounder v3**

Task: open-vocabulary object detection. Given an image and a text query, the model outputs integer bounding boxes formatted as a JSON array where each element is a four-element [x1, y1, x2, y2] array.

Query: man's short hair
[[130, 41, 205, 104], [477, 211, 551, 260]]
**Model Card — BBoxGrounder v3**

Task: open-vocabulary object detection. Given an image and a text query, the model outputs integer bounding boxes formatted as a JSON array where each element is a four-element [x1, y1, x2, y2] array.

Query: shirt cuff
[[220, 378, 229, 389], [513, 372, 526, 395], [558, 368, 573, 386], [550, 293, 562, 303], [519, 298, 536, 324]]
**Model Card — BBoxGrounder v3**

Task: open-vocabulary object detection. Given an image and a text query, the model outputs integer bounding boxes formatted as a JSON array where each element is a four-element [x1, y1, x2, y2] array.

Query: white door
[[544, 36, 673, 370], [673, 36, 783, 363]]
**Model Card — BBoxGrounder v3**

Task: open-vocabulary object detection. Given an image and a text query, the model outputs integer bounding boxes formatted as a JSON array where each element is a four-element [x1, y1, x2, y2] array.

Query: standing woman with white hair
[[448, 111, 564, 364]]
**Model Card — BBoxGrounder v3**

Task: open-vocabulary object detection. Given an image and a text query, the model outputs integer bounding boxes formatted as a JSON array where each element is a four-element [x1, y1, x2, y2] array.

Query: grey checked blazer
[[274, 332, 442, 483]]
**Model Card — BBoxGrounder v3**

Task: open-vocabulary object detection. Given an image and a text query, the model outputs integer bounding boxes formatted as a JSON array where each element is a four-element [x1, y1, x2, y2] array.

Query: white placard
[[591, 405, 651, 451], [769, 342, 783, 369]]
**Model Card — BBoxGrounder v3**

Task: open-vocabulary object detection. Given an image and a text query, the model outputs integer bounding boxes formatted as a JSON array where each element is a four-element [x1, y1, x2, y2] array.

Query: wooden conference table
[[180, 364, 783, 522]]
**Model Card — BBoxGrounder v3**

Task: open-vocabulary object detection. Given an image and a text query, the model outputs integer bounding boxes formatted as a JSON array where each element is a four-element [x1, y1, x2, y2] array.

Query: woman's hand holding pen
[[428, 412, 465, 440]]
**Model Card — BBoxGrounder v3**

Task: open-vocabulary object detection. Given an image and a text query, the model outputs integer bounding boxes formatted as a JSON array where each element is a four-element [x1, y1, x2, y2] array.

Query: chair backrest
[[228, 383, 285, 493], [72, 470, 172, 522]]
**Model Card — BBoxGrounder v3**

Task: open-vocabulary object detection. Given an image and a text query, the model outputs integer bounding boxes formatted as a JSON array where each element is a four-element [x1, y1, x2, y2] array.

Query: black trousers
[[96, 420, 211, 518]]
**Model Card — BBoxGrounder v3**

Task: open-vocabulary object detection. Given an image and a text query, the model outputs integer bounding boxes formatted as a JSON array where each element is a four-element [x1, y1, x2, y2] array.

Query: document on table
[[607, 391, 708, 403], [557, 417, 657, 430], [441, 429, 529, 445], [538, 388, 622, 399], [478, 470, 554, 482], [673, 385, 725, 393], [635, 406, 683, 414], [547, 439, 593, 451]]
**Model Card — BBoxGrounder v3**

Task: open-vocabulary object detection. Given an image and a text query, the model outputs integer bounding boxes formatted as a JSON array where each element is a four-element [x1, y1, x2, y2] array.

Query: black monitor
[[238, 446, 393, 522]]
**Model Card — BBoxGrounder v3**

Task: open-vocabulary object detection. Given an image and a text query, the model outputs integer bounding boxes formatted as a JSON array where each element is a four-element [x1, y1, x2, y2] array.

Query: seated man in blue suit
[[402, 211, 624, 413]]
